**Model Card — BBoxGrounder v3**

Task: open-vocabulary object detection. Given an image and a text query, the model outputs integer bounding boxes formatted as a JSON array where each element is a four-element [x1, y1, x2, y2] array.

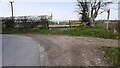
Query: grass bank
[[2, 23, 118, 39], [99, 46, 120, 66]]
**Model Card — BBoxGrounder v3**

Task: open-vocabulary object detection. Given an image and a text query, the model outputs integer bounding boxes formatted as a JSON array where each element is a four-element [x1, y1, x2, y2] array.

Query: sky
[[0, 0, 119, 21], [118, 1, 120, 20]]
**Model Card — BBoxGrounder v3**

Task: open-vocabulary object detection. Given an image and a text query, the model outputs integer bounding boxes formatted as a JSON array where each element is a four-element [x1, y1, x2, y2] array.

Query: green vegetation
[[99, 46, 120, 66], [2, 23, 118, 39]]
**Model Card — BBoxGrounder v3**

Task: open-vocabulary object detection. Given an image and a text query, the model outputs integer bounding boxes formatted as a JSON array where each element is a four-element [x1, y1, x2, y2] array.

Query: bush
[[2, 16, 51, 29], [2, 17, 15, 28]]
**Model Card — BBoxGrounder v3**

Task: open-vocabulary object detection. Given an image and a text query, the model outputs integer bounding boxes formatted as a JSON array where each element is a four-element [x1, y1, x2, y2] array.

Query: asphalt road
[[2, 34, 40, 66], [0, 34, 2, 67]]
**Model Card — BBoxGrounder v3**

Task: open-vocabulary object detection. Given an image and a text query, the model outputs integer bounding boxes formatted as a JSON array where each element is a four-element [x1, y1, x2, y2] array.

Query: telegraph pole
[[9, 1, 14, 19], [9, 1, 14, 28]]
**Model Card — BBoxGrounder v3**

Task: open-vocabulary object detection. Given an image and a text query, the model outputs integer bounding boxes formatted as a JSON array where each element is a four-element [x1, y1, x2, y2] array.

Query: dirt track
[[27, 34, 118, 66]]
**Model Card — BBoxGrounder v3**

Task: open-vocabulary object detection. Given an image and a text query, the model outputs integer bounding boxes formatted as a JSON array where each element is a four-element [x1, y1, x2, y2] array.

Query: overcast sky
[[0, 0, 119, 21]]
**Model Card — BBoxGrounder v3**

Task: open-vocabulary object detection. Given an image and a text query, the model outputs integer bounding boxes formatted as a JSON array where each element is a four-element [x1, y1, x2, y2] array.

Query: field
[[2, 23, 119, 39]]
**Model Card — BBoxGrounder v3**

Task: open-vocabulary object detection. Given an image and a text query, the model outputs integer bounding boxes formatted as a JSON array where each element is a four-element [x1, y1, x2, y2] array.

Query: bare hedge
[[2, 16, 51, 29]]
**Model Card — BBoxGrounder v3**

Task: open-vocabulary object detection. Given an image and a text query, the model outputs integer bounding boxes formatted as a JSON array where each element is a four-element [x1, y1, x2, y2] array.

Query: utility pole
[[9, 1, 14, 19], [9, 1, 14, 28], [106, 9, 110, 30]]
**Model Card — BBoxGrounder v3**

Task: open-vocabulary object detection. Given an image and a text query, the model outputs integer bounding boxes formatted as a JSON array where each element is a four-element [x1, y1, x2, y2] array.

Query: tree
[[76, 0, 112, 26]]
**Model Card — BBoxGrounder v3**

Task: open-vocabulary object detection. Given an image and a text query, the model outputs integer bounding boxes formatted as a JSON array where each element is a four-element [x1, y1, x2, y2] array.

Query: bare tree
[[76, 0, 112, 26]]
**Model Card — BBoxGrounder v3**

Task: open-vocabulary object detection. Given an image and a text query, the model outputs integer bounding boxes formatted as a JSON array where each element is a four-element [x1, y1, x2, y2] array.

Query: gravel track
[[27, 34, 118, 66]]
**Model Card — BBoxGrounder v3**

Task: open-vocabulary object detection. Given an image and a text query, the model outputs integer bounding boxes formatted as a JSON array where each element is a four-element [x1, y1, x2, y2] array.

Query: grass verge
[[99, 46, 120, 66], [2, 23, 119, 39]]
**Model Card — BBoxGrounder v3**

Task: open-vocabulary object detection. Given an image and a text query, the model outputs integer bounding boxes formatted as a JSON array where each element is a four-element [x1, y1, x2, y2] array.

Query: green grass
[[99, 46, 120, 66], [2, 23, 118, 39]]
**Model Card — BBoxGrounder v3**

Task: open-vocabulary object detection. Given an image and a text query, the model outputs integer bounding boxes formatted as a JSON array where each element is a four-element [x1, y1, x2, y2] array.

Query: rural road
[[1, 34, 118, 66], [0, 34, 2, 67], [27, 34, 118, 66], [2, 34, 40, 66]]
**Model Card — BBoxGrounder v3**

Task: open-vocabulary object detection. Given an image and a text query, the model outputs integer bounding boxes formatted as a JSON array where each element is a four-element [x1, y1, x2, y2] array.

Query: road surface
[[28, 34, 118, 66], [2, 34, 40, 66], [1, 34, 118, 66], [0, 34, 2, 67]]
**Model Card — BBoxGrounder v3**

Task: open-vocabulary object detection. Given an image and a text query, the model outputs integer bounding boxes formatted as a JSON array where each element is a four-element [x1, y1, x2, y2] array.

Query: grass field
[[2, 23, 119, 39], [99, 46, 120, 66]]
